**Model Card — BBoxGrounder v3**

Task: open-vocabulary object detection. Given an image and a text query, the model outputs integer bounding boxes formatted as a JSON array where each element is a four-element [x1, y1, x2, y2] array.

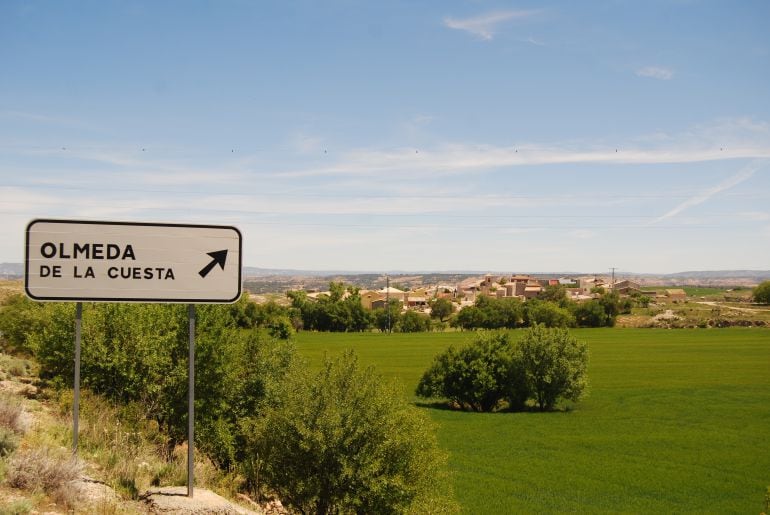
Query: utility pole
[[609, 267, 617, 287]]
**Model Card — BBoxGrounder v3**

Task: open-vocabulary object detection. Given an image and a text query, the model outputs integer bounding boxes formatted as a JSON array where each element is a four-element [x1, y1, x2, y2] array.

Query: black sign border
[[25, 219, 243, 304]]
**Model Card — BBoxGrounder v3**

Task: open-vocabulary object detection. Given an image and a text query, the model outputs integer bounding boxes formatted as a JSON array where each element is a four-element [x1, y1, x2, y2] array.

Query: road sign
[[25, 219, 242, 303]]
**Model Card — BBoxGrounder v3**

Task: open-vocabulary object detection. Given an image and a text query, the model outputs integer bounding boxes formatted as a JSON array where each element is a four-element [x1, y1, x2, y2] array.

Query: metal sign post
[[188, 304, 195, 498], [73, 302, 82, 454]]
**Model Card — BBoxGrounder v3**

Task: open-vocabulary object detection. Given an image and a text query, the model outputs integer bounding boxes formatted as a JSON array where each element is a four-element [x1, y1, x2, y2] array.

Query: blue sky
[[2, 1, 769, 273]]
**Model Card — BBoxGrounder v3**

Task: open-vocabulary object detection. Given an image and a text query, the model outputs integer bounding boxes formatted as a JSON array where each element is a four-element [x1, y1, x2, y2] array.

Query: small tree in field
[[753, 281, 770, 304], [416, 332, 528, 412], [518, 325, 589, 411]]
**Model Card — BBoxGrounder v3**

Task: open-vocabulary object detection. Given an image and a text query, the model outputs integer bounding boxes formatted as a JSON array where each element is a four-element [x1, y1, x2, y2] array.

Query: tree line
[[278, 282, 638, 333]]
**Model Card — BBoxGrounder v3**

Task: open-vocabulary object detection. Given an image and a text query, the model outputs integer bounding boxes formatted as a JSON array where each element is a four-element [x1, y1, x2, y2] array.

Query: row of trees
[[279, 282, 637, 333], [286, 283, 439, 333], [416, 326, 589, 412], [446, 286, 633, 330], [0, 294, 456, 514]]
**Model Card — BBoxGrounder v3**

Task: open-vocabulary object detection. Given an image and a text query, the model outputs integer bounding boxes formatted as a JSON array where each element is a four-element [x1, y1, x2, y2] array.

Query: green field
[[295, 329, 770, 514]]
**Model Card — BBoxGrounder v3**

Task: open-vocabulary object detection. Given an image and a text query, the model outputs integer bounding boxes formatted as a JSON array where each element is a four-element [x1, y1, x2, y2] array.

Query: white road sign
[[25, 220, 242, 303]]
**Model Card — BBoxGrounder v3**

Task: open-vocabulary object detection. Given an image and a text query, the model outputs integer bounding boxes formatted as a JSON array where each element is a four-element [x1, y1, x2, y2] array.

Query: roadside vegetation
[[0, 293, 456, 513]]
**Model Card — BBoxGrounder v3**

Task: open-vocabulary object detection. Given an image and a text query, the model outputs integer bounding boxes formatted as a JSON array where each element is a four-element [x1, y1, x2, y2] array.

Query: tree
[[286, 283, 372, 332], [372, 299, 402, 333], [416, 332, 528, 412], [429, 297, 454, 323], [451, 297, 524, 330], [480, 297, 524, 329], [452, 306, 485, 330], [518, 325, 589, 411], [572, 300, 608, 327], [539, 284, 567, 304], [753, 281, 770, 304], [247, 351, 457, 514], [598, 291, 621, 326], [398, 310, 431, 333], [524, 300, 575, 328]]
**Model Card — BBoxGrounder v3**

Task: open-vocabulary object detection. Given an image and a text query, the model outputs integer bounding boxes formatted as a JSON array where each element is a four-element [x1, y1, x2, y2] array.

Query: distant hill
[[4, 263, 769, 287], [0, 262, 23, 278], [662, 270, 770, 279]]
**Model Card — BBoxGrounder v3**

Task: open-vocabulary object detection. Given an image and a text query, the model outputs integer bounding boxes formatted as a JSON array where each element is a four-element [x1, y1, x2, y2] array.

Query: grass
[[294, 328, 770, 514]]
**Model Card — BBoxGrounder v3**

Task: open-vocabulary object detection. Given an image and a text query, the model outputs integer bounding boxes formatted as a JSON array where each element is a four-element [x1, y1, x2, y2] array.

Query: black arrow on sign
[[199, 250, 228, 278]]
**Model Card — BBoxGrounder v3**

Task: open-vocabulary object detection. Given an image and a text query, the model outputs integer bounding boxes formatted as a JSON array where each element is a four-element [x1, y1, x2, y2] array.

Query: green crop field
[[294, 329, 770, 514]]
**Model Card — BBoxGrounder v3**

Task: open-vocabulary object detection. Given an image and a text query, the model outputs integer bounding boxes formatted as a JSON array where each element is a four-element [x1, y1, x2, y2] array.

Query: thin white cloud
[[522, 36, 545, 46], [736, 211, 770, 221], [0, 110, 97, 130], [649, 160, 766, 225], [636, 66, 674, 80], [275, 117, 770, 178], [569, 229, 597, 240], [444, 10, 538, 40]]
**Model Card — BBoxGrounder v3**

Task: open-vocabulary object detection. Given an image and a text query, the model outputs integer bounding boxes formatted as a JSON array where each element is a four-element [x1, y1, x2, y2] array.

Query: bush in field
[[246, 351, 456, 515], [416, 332, 528, 411], [417, 326, 589, 412], [518, 325, 589, 411], [753, 281, 770, 304]]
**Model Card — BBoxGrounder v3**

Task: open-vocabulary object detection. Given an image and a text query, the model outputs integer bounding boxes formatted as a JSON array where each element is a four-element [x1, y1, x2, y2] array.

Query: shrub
[[246, 351, 457, 514], [20, 298, 297, 474], [519, 325, 589, 411], [572, 300, 608, 327], [416, 332, 527, 411], [0, 426, 18, 457], [6, 447, 82, 493], [753, 281, 770, 304], [0, 499, 33, 515], [0, 294, 47, 354], [0, 393, 28, 434]]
